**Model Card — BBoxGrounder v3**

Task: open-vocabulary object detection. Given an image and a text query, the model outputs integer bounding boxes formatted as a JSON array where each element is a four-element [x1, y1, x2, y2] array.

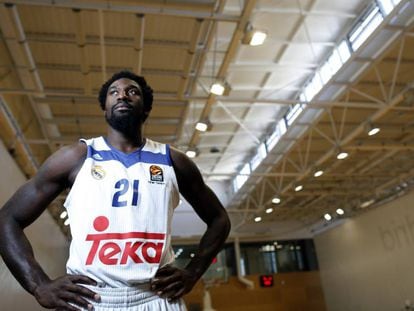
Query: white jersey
[[64, 136, 180, 287]]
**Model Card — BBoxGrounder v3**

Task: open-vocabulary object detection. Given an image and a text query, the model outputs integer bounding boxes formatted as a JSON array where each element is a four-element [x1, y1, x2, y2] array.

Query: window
[[319, 61, 333, 84], [251, 143, 267, 171], [377, 0, 394, 15], [327, 49, 342, 76], [349, 5, 383, 51], [239, 240, 319, 275], [266, 119, 287, 151], [286, 103, 305, 126], [337, 40, 351, 63], [234, 162, 251, 191], [303, 73, 323, 102]]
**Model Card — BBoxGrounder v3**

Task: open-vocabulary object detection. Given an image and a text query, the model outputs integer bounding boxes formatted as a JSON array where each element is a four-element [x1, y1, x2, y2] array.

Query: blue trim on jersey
[[165, 144, 172, 166], [88, 146, 171, 168]]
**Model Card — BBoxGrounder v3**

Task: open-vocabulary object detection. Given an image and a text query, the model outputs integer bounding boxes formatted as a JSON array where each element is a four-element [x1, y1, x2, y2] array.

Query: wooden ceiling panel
[[18, 5, 75, 34], [30, 42, 80, 65]]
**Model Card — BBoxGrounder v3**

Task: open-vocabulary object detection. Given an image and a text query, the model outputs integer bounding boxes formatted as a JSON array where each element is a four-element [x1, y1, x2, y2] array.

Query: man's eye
[[128, 89, 138, 95], [109, 90, 119, 96]]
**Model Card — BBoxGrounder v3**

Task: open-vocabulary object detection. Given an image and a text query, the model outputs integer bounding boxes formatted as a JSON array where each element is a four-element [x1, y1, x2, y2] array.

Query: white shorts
[[78, 283, 187, 311]]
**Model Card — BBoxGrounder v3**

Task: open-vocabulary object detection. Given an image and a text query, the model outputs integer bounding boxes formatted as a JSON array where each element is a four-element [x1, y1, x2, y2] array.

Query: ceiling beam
[[0, 3, 57, 152], [73, 8, 92, 95], [133, 14, 145, 74], [0, 0, 240, 22], [187, 0, 258, 148]]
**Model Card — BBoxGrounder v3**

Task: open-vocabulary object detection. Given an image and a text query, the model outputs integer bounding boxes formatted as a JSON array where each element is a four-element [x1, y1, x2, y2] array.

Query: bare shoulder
[[35, 141, 87, 186], [169, 146, 205, 192], [169, 146, 189, 169], [169, 146, 199, 174]]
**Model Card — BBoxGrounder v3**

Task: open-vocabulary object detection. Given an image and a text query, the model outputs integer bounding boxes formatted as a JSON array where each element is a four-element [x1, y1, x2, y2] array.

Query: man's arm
[[0, 143, 99, 311], [150, 147, 231, 301]]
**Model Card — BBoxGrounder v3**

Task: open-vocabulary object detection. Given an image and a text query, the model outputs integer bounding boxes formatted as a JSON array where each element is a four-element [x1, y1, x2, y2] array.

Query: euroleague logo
[[85, 216, 165, 265], [149, 165, 163, 182]]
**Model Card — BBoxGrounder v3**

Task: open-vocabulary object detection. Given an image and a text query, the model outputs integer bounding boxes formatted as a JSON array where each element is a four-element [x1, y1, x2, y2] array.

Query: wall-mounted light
[[242, 23, 267, 46]]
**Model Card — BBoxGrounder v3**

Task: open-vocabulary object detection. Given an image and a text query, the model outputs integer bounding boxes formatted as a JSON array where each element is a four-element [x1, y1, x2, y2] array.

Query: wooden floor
[[184, 271, 326, 311]]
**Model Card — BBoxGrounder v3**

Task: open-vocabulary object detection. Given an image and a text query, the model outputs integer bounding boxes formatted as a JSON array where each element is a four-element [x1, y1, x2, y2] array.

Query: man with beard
[[0, 71, 231, 311]]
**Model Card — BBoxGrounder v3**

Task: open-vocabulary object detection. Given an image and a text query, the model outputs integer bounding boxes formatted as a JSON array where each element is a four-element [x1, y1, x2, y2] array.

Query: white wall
[[314, 190, 414, 311], [0, 140, 69, 310]]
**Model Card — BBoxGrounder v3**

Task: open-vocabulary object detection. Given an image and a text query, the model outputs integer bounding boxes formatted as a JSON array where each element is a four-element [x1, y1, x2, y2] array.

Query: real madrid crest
[[91, 165, 105, 180]]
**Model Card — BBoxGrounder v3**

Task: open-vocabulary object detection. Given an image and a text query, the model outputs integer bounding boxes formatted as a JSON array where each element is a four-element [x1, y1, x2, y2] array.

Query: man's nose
[[116, 90, 128, 100]]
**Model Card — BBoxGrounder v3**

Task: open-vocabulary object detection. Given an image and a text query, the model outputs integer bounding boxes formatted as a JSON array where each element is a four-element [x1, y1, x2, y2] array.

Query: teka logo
[[85, 216, 165, 265]]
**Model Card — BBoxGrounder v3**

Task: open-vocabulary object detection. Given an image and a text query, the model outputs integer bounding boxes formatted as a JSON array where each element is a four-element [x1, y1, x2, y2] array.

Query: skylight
[[349, 5, 383, 51], [231, 0, 403, 194]]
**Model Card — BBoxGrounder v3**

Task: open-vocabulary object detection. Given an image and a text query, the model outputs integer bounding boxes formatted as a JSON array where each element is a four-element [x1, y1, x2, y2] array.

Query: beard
[[105, 102, 141, 136]]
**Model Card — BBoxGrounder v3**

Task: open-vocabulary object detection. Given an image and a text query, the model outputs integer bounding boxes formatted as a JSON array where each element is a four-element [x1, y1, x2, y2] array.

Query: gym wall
[[315, 189, 414, 311], [0, 140, 69, 310]]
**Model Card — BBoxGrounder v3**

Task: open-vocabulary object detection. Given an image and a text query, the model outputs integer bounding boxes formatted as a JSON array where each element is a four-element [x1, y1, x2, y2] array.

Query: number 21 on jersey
[[112, 178, 139, 207]]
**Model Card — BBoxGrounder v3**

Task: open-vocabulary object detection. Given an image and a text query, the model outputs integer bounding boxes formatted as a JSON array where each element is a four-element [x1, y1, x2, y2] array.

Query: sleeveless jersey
[[64, 136, 179, 287]]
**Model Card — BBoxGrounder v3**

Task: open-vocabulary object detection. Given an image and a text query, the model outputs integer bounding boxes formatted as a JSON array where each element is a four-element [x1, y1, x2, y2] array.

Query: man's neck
[[106, 128, 145, 153]]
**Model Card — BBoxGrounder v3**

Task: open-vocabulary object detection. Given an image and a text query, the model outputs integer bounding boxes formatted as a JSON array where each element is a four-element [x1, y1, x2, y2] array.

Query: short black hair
[[98, 70, 153, 112]]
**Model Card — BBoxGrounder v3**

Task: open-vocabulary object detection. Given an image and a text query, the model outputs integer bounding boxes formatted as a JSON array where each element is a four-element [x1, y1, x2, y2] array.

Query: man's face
[[104, 78, 148, 133]]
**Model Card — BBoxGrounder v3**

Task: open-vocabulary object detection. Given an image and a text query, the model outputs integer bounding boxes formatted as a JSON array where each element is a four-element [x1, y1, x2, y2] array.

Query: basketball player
[[0, 71, 231, 310]]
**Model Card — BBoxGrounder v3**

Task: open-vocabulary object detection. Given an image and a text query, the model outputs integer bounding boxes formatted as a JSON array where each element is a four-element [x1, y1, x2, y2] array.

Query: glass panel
[[338, 40, 351, 63], [327, 49, 342, 75], [239, 240, 318, 275], [266, 119, 286, 151], [286, 103, 304, 126], [349, 6, 383, 51], [377, 0, 394, 15], [251, 143, 267, 171]]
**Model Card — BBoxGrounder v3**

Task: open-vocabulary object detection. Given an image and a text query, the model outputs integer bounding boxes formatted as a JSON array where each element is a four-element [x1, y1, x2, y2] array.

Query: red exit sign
[[259, 275, 274, 287]]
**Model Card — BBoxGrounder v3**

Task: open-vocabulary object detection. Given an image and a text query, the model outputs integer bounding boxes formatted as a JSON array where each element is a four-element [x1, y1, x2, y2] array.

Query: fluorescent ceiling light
[[336, 208, 344, 215], [360, 199, 375, 208], [314, 170, 324, 177], [210, 81, 231, 96], [242, 25, 267, 46], [294, 185, 303, 192], [271, 197, 281, 204], [249, 30, 267, 46], [210, 82, 225, 95], [265, 208, 273, 214], [324, 213, 332, 221], [368, 127, 380, 136], [195, 121, 208, 132], [185, 148, 198, 158], [337, 151, 348, 160], [254, 216, 262, 222]]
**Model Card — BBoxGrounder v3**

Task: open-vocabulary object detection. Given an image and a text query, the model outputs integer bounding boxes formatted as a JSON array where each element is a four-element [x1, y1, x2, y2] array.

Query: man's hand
[[150, 265, 198, 302], [33, 275, 100, 311]]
